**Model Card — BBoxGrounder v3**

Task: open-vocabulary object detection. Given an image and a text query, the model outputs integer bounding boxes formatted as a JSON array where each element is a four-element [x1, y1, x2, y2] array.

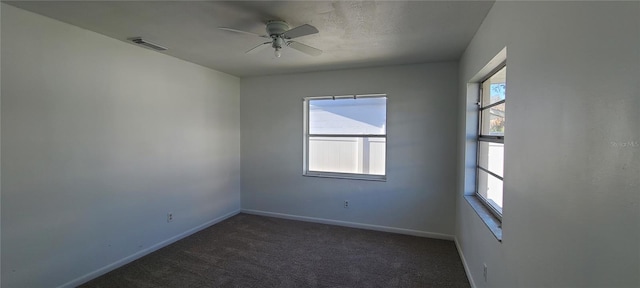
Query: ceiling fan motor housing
[[266, 21, 290, 37]]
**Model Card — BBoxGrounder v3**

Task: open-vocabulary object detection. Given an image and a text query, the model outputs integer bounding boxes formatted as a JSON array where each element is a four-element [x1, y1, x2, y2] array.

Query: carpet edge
[[241, 209, 454, 240], [57, 209, 241, 288]]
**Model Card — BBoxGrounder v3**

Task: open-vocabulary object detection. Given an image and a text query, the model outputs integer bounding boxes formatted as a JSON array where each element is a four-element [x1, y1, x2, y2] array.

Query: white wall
[[241, 62, 459, 237], [456, 2, 639, 287], [0, 3, 3, 287], [1, 4, 241, 287]]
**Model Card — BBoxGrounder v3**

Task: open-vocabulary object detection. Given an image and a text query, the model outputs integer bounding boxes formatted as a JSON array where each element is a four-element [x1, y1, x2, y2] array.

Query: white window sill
[[304, 171, 386, 182], [464, 195, 502, 241]]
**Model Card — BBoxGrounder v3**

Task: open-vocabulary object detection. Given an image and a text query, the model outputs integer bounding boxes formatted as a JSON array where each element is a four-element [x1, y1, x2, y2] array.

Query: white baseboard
[[454, 236, 476, 288], [57, 209, 241, 288], [241, 209, 454, 240]]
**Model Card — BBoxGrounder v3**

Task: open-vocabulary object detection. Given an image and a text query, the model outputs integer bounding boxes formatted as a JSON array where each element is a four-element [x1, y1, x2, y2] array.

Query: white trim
[[57, 209, 241, 288], [303, 171, 386, 182], [454, 236, 476, 288], [303, 98, 310, 174], [241, 209, 454, 240], [303, 93, 386, 101]]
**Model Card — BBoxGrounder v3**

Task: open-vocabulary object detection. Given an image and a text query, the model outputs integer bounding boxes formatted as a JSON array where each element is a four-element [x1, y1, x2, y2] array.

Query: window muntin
[[304, 95, 387, 180], [477, 66, 506, 218]]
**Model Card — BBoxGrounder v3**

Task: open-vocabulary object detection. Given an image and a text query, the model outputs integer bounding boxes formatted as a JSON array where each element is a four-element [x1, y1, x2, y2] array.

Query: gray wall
[[241, 62, 459, 237], [1, 4, 241, 287], [456, 2, 640, 287]]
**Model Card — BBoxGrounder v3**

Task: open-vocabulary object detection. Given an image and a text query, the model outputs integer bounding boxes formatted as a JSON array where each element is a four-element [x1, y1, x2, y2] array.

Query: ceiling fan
[[220, 20, 322, 58]]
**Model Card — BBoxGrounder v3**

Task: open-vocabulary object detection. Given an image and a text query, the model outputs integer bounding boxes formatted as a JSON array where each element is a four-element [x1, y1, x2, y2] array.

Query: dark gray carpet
[[80, 213, 470, 287]]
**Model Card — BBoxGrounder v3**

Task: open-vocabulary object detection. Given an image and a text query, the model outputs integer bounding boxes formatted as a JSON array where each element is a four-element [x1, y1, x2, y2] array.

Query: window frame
[[303, 94, 388, 181], [476, 63, 506, 221]]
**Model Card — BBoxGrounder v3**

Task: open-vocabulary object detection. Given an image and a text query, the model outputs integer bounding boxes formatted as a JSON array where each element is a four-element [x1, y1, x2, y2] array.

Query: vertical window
[[303, 94, 387, 181], [477, 66, 506, 218]]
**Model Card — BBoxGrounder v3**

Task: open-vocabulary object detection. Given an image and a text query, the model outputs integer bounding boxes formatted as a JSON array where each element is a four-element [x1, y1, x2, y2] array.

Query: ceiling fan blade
[[246, 42, 272, 54], [219, 27, 268, 38], [287, 41, 322, 56], [281, 24, 319, 39]]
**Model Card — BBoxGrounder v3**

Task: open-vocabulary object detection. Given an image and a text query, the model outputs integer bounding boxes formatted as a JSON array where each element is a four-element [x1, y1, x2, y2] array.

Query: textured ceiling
[[5, 1, 495, 77]]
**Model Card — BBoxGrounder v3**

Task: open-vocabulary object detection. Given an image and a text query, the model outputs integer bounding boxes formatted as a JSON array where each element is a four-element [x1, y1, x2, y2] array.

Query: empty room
[[1, 1, 638, 287]]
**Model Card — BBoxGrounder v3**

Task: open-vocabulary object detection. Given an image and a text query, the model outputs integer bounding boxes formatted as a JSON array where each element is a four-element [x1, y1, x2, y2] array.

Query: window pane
[[481, 103, 505, 136], [309, 97, 386, 135], [478, 142, 504, 177], [308, 136, 385, 175], [367, 137, 386, 175], [481, 66, 506, 106], [477, 169, 503, 213]]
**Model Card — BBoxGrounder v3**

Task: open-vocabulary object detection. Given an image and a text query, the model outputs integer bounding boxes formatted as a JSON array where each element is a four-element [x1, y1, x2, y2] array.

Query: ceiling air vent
[[129, 37, 167, 51]]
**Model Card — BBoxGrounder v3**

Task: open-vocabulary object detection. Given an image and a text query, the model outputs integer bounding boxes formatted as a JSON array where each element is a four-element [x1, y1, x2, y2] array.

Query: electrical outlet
[[167, 212, 173, 223], [344, 200, 349, 208], [483, 263, 488, 282]]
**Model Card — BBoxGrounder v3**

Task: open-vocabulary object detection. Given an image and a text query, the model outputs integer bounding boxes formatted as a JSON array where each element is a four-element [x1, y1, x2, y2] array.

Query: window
[[303, 94, 387, 181], [477, 65, 506, 219]]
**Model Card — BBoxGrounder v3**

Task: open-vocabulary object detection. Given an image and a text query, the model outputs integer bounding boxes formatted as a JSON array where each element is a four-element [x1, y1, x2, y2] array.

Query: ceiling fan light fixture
[[274, 47, 282, 58]]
